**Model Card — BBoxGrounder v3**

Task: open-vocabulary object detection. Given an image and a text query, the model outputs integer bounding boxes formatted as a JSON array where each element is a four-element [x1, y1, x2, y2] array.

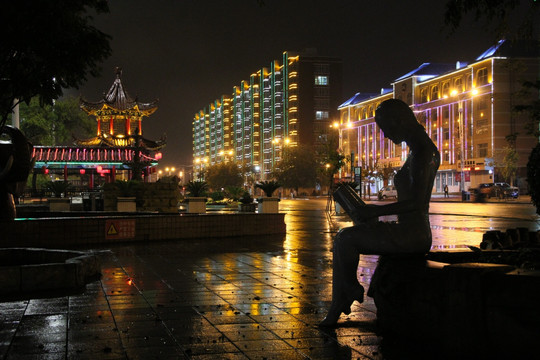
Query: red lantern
[[42, 166, 49, 174], [155, 152, 162, 160], [97, 165, 103, 173], [79, 169, 85, 175]]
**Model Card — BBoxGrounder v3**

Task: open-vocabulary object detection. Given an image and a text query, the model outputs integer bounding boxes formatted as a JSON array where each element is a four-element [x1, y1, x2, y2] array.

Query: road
[[277, 197, 540, 251]]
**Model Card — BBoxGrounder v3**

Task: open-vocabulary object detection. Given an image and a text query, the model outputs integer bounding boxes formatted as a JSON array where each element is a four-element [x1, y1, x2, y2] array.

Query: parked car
[[494, 182, 519, 199], [475, 182, 519, 199], [477, 183, 497, 198], [378, 186, 397, 200]]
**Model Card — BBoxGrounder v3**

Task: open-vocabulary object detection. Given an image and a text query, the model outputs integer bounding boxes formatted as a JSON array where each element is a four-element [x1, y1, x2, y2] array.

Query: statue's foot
[[319, 286, 364, 327]]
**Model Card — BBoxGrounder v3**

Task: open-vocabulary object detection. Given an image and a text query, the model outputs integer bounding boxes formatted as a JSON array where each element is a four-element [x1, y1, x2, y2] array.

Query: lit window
[[477, 68, 488, 86], [316, 111, 329, 120], [420, 88, 428, 103], [315, 75, 328, 86], [431, 85, 440, 100]]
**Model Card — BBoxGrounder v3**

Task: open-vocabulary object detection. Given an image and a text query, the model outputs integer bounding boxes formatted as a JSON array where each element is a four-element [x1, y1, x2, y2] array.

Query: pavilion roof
[[75, 133, 166, 151], [80, 67, 158, 115]]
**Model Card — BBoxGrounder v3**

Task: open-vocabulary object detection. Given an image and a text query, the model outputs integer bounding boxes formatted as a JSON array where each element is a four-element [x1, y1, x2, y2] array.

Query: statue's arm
[[355, 151, 437, 220]]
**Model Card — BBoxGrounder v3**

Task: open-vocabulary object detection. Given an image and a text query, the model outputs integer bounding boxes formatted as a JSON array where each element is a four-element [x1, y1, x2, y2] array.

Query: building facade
[[338, 40, 539, 194], [193, 50, 342, 180]]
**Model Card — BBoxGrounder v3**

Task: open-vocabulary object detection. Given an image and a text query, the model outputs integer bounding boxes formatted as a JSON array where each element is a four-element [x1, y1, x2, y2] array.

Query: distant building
[[338, 40, 539, 194], [193, 50, 342, 179]]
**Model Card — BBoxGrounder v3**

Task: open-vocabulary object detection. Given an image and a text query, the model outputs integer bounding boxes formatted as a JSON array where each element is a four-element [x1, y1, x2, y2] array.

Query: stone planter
[[48, 198, 70, 212], [238, 203, 257, 212], [187, 197, 206, 213], [117, 197, 137, 212], [257, 197, 279, 213]]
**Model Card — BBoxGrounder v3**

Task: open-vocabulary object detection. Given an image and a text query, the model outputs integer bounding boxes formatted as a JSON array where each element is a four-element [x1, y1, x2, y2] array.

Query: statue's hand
[[350, 205, 378, 225]]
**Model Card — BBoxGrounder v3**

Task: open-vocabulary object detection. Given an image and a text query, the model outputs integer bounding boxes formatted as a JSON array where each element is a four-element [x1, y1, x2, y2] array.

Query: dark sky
[[73, 0, 497, 166]]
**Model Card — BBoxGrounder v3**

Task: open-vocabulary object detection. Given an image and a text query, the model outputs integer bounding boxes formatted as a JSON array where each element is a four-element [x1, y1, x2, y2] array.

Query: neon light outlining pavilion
[[33, 68, 166, 187]]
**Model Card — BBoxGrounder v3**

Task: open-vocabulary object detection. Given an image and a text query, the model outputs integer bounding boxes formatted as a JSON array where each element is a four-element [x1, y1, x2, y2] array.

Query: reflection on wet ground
[[0, 198, 538, 359]]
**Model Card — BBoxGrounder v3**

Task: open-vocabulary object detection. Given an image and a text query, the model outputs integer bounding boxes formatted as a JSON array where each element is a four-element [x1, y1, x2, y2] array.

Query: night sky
[[73, 0, 498, 166]]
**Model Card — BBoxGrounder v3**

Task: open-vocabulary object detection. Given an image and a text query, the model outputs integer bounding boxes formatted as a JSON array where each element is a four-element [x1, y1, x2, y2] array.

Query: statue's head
[[375, 99, 419, 144]]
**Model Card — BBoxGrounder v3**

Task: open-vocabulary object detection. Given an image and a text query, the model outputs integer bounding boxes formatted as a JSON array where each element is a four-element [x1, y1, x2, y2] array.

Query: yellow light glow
[[472, 88, 478, 96], [347, 122, 352, 128], [333, 121, 339, 128], [450, 89, 458, 96]]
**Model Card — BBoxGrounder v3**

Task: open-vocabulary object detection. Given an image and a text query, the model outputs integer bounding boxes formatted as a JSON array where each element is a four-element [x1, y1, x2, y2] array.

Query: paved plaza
[[0, 197, 538, 359]]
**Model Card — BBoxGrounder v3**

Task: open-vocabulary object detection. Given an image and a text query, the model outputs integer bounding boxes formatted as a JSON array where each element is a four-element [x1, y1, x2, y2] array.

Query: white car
[[378, 186, 397, 200]]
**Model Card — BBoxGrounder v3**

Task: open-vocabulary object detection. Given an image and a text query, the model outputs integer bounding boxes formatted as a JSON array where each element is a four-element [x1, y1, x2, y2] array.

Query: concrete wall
[[1, 213, 286, 248]]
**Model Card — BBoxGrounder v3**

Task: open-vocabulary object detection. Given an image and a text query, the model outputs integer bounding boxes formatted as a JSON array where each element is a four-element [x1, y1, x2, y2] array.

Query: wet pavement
[[1, 197, 539, 359]]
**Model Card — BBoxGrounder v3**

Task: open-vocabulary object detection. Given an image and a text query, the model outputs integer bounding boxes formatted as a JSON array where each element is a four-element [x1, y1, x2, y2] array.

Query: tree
[[444, 0, 538, 40], [0, 0, 111, 128], [497, 135, 519, 185], [374, 161, 396, 188], [273, 145, 318, 192], [317, 131, 345, 189], [205, 162, 243, 191], [17, 96, 95, 145], [527, 144, 540, 214]]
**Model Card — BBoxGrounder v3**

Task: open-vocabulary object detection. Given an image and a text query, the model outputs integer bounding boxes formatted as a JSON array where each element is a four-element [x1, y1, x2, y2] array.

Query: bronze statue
[[320, 99, 440, 326]]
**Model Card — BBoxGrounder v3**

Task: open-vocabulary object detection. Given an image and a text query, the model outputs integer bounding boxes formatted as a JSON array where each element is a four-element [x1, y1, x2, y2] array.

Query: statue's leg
[[320, 227, 366, 326]]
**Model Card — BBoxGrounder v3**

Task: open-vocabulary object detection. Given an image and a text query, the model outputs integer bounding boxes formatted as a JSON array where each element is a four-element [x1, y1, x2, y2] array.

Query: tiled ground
[[0, 204, 383, 359]]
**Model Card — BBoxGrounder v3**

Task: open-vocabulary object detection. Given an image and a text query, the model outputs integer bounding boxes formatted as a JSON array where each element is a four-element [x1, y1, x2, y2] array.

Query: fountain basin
[[0, 248, 103, 295]]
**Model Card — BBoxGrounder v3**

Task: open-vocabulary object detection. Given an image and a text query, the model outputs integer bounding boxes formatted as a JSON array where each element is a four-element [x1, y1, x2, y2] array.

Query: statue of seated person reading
[[320, 99, 440, 327]]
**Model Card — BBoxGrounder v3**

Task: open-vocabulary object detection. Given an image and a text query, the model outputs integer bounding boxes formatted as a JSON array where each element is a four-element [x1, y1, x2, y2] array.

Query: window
[[454, 77, 463, 92], [315, 75, 328, 85], [314, 99, 329, 109], [420, 88, 428, 103], [316, 111, 329, 120], [477, 97, 488, 110], [477, 68, 488, 86], [466, 74, 472, 90], [314, 87, 329, 96], [478, 143, 488, 158], [442, 82, 450, 97], [431, 85, 439, 100], [314, 64, 330, 73]]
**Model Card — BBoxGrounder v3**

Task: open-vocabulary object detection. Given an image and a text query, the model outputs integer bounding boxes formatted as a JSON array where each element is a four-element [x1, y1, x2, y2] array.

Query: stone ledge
[[1, 213, 286, 248], [0, 248, 106, 296], [369, 251, 540, 357]]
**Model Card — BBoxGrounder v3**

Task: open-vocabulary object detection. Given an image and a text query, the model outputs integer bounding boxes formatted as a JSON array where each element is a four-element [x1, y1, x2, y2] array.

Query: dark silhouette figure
[[320, 99, 440, 326]]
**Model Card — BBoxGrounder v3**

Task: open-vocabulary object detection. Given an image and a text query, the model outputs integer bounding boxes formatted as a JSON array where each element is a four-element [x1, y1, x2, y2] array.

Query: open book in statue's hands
[[333, 184, 376, 225]]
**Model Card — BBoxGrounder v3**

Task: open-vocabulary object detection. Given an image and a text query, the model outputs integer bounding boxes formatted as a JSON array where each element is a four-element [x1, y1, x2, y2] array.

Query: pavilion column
[[112, 166, 116, 180], [138, 119, 142, 135], [125, 117, 131, 135], [63, 165, 68, 181], [89, 171, 94, 189], [110, 116, 114, 135]]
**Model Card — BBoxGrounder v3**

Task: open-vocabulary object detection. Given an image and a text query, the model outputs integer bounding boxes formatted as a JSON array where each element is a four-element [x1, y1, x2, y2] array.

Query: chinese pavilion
[[32, 68, 165, 188]]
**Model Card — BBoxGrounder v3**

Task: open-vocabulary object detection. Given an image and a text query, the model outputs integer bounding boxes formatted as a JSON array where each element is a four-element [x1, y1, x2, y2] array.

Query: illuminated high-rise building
[[193, 50, 342, 179], [338, 40, 539, 194]]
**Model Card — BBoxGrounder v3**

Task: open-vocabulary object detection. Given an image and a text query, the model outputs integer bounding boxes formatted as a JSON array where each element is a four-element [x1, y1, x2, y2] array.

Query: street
[[278, 197, 540, 252]]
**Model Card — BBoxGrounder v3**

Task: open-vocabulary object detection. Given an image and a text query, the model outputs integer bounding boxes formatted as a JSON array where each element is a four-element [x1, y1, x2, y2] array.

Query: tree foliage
[[317, 131, 345, 188], [205, 162, 243, 190], [444, 0, 539, 40], [16, 96, 95, 145], [0, 0, 111, 127], [527, 143, 540, 215], [514, 80, 540, 138], [273, 145, 318, 191]]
